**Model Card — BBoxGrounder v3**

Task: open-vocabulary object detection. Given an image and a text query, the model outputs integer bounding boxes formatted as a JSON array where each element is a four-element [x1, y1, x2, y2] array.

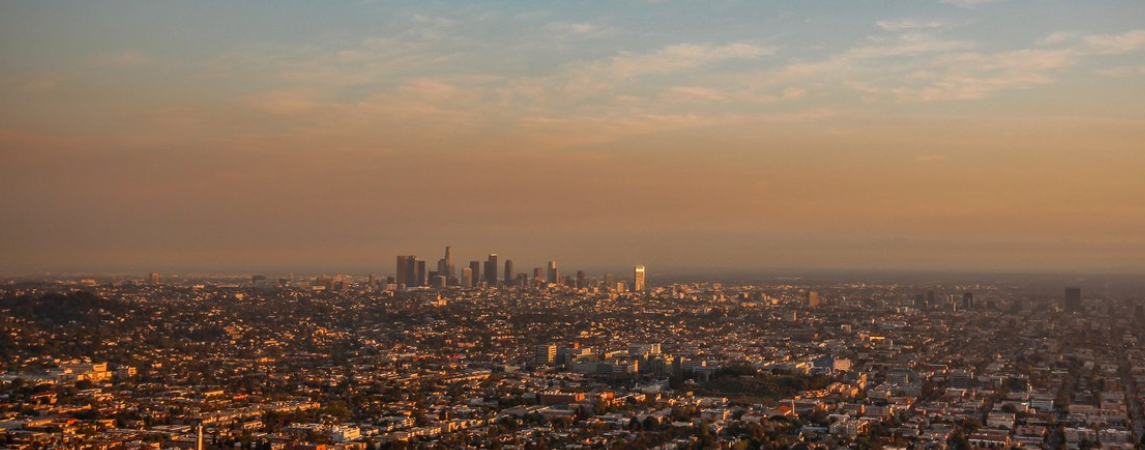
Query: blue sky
[[4, 1, 1144, 133]]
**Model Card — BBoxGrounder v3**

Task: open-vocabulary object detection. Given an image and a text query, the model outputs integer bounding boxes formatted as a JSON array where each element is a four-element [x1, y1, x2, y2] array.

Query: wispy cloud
[[56, 10, 1145, 158], [1082, 30, 1145, 54], [876, 18, 965, 32], [758, 28, 1145, 102], [941, 0, 1005, 7], [1094, 65, 1145, 77], [850, 32, 975, 59], [603, 43, 775, 78], [1040, 31, 1081, 46], [544, 22, 613, 38], [668, 86, 727, 101], [855, 47, 1075, 101], [498, 41, 776, 110]]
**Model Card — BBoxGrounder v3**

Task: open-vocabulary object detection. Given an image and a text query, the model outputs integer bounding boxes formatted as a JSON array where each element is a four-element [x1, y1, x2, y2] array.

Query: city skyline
[[2, 1, 1145, 274], [384, 245, 649, 291], [6, 241, 1145, 279]]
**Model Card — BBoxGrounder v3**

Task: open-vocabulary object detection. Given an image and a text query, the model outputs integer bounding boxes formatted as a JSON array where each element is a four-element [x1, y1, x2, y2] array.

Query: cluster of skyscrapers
[[392, 246, 647, 292]]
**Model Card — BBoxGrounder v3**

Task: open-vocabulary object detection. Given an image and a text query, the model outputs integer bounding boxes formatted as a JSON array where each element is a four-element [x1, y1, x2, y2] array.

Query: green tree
[[324, 402, 352, 421]]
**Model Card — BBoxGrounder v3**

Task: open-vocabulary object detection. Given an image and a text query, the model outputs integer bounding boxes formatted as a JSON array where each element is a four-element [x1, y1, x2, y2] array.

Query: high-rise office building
[[396, 256, 414, 287], [504, 259, 514, 285], [576, 270, 586, 289], [547, 260, 558, 284], [415, 259, 427, 287], [633, 265, 646, 292], [533, 267, 544, 284], [436, 258, 448, 280], [397, 257, 407, 286], [807, 291, 820, 308], [468, 261, 481, 288], [1065, 287, 1082, 313], [604, 273, 615, 286], [962, 292, 974, 310], [461, 267, 473, 289], [406, 258, 418, 286], [444, 246, 454, 279], [148, 272, 160, 285], [485, 254, 499, 286]]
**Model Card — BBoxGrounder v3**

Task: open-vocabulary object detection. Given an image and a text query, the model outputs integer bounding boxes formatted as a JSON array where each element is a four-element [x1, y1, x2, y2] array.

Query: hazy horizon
[[5, 258, 1145, 281], [3, 1, 1145, 274]]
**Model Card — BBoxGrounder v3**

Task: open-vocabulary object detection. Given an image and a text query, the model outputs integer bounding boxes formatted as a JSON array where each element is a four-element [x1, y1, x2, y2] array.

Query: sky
[[1, 0, 1144, 275]]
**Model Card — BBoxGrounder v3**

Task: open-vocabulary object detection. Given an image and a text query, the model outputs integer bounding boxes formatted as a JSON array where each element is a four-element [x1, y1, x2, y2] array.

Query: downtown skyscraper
[[436, 246, 455, 282], [396, 255, 416, 288], [468, 261, 481, 288], [547, 260, 558, 285], [461, 267, 473, 289], [484, 254, 499, 286], [444, 246, 455, 279]]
